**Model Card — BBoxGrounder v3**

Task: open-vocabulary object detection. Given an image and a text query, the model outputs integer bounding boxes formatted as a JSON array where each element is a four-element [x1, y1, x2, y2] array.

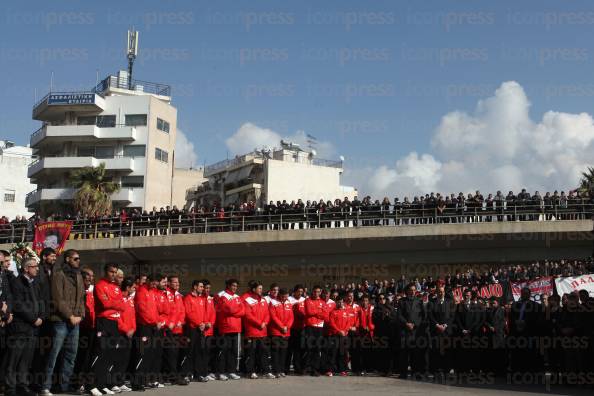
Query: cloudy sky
[[2, 0, 594, 198]]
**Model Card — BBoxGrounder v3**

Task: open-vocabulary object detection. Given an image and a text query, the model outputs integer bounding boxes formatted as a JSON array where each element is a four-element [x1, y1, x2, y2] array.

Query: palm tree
[[69, 163, 120, 217], [578, 166, 594, 196]]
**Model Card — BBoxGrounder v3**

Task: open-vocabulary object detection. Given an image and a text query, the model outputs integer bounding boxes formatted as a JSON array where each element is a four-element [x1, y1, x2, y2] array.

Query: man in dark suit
[[5, 258, 45, 396], [509, 287, 541, 372], [396, 283, 425, 378], [485, 297, 506, 375], [455, 289, 485, 374], [428, 284, 455, 377], [0, 250, 14, 391]]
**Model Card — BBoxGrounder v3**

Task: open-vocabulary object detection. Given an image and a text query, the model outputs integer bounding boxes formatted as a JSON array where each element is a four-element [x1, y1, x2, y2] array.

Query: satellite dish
[[310, 149, 317, 156], [339, 155, 345, 161]]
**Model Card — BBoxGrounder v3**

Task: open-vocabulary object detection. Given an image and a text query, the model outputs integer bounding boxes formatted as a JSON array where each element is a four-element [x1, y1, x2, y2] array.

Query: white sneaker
[[119, 384, 132, 392], [39, 389, 53, 396], [218, 374, 229, 381], [207, 373, 216, 381], [90, 389, 103, 396], [102, 388, 116, 395], [111, 385, 122, 393], [250, 373, 259, 379], [229, 373, 241, 380], [156, 383, 165, 388], [279, 372, 286, 377], [262, 372, 276, 379]]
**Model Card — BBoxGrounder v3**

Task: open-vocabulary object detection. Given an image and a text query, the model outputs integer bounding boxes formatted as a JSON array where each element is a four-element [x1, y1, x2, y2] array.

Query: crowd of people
[[1, 249, 594, 396], [1, 189, 593, 243]]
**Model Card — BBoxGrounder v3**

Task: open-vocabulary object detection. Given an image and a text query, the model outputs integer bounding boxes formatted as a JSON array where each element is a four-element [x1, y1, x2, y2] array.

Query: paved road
[[145, 375, 590, 396]]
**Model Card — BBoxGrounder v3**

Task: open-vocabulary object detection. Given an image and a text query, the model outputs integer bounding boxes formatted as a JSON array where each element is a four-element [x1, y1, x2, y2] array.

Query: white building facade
[[27, 71, 178, 213], [192, 142, 357, 208], [0, 141, 36, 219]]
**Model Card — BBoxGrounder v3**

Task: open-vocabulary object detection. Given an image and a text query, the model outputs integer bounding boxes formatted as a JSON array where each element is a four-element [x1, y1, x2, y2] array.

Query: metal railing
[[93, 75, 171, 97], [2, 203, 593, 245]]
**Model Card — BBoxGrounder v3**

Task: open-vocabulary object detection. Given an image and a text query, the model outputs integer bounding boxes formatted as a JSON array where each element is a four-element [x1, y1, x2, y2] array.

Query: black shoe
[[19, 387, 36, 396], [132, 385, 146, 392], [177, 377, 190, 386]]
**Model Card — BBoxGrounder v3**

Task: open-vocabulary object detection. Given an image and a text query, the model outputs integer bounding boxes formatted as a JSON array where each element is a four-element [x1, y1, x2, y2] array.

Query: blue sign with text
[[48, 93, 95, 105]]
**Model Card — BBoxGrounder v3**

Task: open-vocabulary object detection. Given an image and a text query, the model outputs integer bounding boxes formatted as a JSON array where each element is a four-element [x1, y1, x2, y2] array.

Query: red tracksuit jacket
[[358, 305, 374, 336], [184, 292, 207, 329], [81, 287, 95, 329], [289, 296, 306, 331], [204, 296, 216, 336], [94, 278, 126, 320], [135, 284, 160, 326], [167, 289, 185, 335], [215, 290, 245, 334], [304, 297, 327, 328], [243, 293, 270, 338], [328, 308, 351, 336], [118, 295, 136, 335], [269, 299, 294, 337], [322, 299, 336, 336], [346, 302, 361, 330]]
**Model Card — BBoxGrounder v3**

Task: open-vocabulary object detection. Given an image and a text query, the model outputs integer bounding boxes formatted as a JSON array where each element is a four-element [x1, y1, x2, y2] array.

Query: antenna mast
[[127, 29, 139, 90]]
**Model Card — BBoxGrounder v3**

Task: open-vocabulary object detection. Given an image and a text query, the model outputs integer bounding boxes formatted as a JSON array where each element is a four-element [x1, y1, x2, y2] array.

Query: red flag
[[33, 221, 72, 255]]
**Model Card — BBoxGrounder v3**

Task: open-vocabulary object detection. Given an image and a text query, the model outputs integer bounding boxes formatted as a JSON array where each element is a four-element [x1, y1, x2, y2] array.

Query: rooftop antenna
[[126, 29, 139, 90], [306, 133, 318, 151]]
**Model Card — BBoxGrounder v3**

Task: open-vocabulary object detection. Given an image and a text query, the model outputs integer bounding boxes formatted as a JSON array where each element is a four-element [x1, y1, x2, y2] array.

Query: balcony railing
[[93, 75, 171, 97]]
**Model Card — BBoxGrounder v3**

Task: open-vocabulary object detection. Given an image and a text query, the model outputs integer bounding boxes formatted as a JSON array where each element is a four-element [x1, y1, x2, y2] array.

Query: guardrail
[[93, 75, 171, 97], [1, 203, 593, 244]]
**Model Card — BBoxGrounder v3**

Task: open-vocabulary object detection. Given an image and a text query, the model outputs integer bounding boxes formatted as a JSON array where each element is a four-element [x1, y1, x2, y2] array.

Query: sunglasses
[[71, 257, 80, 261]]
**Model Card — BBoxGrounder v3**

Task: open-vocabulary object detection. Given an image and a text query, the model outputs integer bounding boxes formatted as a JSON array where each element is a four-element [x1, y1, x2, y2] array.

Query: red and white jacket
[[135, 284, 159, 326], [94, 278, 125, 320], [288, 295, 306, 330], [243, 293, 270, 338], [268, 298, 294, 337], [118, 295, 136, 335], [328, 307, 351, 336], [184, 292, 207, 329], [81, 286, 95, 329], [345, 302, 361, 330], [322, 299, 336, 336], [215, 290, 245, 334], [167, 288, 185, 335], [358, 304, 375, 337], [304, 297, 327, 328], [204, 295, 216, 336]]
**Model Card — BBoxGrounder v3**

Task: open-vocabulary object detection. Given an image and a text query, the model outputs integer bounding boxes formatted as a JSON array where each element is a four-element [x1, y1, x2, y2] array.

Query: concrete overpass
[[2, 220, 592, 289]]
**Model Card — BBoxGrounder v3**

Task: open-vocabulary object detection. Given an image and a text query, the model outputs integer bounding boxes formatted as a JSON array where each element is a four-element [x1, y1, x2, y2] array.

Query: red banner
[[452, 283, 504, 303], [511, 277, 553, 303], [33, 221, 72, 255]]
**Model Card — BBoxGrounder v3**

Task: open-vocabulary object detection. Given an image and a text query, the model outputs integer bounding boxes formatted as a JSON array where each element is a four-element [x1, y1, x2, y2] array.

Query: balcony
[[32, 92, 105, 121], [30, 124, 137, 148], [28, 156, 135, 179], [93, 75, 171, 99], [26, 187, 137, 207]]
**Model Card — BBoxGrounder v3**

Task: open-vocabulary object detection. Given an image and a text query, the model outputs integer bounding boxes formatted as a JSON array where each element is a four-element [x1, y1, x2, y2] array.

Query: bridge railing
[[1, 203, 592, 244]]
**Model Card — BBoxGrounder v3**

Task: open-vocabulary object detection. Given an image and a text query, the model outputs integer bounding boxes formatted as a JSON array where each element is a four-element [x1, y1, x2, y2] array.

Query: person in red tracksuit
[[344, 290, 362, 374], [269, 288, 294, 377], [183, 280, 212, 382], [320, 288, 336, 372], [91, 264, 127, 395], [132, 273, 166, 391], [203, 281, 216, 379], [326, 298, 351, 376], [153, 275, 170, 386], [73, 268, 95, 391], [161, 275, 188, 385], [242, 280, 275, 379], [286, 284, 305, 374], [215, 279, 245, 380], [113, 277, 136, 392], [304, 285, 328, 376], [358, 295, 375, 375]]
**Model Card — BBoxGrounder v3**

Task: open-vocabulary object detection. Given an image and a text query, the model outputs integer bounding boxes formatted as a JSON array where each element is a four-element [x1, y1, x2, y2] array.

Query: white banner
[[555, 274, 594, 297]]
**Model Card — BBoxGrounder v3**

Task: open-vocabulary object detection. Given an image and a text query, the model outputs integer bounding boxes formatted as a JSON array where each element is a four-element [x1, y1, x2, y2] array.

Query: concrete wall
[[265, 159, 353, 203], [0, 148, 35, 219], [172, 168, 205, 209], [4, 220, 590, 292], [144, 96, 177, 209]]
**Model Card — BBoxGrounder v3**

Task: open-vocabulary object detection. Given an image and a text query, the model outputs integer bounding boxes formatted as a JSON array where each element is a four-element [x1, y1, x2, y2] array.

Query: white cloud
[[225, 122, 336, 158], [346, 81, 594, 198], [174, 129, 199, 168]]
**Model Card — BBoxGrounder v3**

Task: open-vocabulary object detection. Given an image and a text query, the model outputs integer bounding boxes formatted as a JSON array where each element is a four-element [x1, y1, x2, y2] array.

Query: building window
[[96, 115, 116, 128], [155, 148, 168, 163], [123, 145, 146, 157], [77, 116, 96, 125], [125, 114, 147, 126], [4, 192, 15, 202], [77, 146, 115, 158], [157, 117, 170, 133], [121, 176, 144, 188]]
